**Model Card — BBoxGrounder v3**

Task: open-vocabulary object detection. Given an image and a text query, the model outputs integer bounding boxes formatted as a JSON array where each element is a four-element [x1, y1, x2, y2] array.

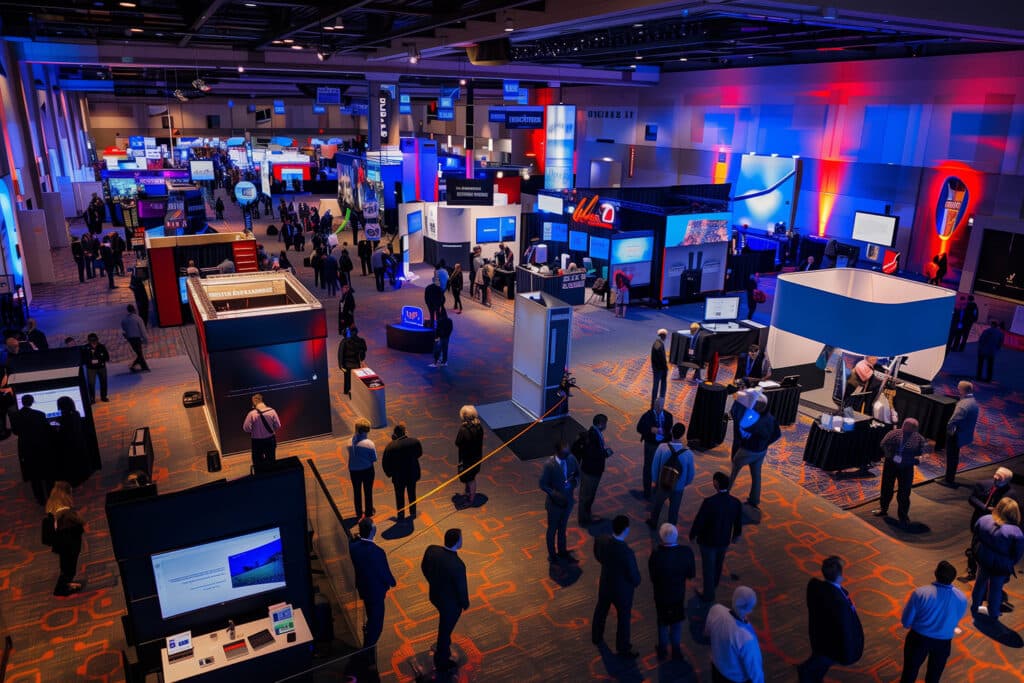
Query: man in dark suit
[[650, 328, 669, 403], [948, 294, 979, 352], [941, 381, 979, 487], [734, 343, 772, 387], [976, 320, 1004, 382], [540, 440, 580, 564], [338, 284, 356, 335], [689, 472, 743, 603], [802, 255, 817, 272], [381, 422, 423, 523], [636, 397, 673, 501], [798, 556, 864, 682], [349, 519, 396, 660], [578, 414, 613, 526], [965, 467, 1015, 580], [592, 515, 642, 658], [10, 394, 54, 504], [676, 322, 706, 381], [421, 528, 470, 672]]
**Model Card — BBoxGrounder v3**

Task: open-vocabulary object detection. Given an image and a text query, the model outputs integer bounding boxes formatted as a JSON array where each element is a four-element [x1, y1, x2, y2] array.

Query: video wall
[[664, 212, 731, 247], [973, 228, 1024, 303], [731, 155, 800, 230]]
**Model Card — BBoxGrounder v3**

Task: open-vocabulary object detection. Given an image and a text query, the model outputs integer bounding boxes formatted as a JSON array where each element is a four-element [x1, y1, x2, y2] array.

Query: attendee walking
[[976, 320, 1004, 382], [729, 396, 781, 509], [421, 529, 470, 673], [71, 236, 86, 283], [214, 197, 225, 220], [948, 294, 979, 352], [338, 327, 367, 397], [81, 333, 110, 403], [45, 482, 85, 596], [705, 586, 764, 683], [650, 328, 669, 403], [591, 515, 642, 658], [965, 467, 1016, 580], [99, 238, 116, 289], [798, 556, 864, 683], [339, 248, 354, 287], [322, 251, 339, 297], [242, 393, 280, 469], [431, 309, 454, 367], [129, 270, 150, 324], [120, 304, 150, 372], [539, 440, 580, 564], [358, 239, 373, 276], [381, 422, 423, 523], [578, 414, 612, 526], [349, 518, 395, 659], [899, 561, 967, 683], [971, 498, 1024, 621], [448, 263, 464, 313], [371, 244, 387, 291], [349, 418, 377, 520], [647, 423, 694, 528], [942, 381, 978, 486], [338, 284, 356, 335], [648, 523, 695, 660], [11, 394, 54, 504], [690, 471, 743, 603], [636, 397, 674, 501], [455, 405, 484, 508], [873, 417, 926, 526]]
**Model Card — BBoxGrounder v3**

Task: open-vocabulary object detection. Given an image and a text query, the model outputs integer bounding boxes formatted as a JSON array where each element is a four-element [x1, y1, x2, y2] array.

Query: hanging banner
[[368, 83, 399, 150], [544, 105, 576, 190]]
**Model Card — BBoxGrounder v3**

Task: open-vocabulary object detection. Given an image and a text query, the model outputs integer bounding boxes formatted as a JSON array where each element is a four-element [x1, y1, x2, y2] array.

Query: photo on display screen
[[150, 527, 286, 620], [731, 156, 799, 229], [851, 211, 898, 247], [407, 210, 423, 235], [589, 235, 610, 260], [108, 178, 138, 199], [569, 230, 588, 251], [611, 236, 654, 264], [665, 213, 732, 247], [189, 160, 215, 181]]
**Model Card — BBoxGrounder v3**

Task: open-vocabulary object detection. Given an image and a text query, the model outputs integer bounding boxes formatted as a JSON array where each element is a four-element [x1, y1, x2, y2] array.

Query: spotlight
[[237, 65, 245, 73], [459, 78, 467, 86], [504, 18, 515, 32], [679, 57, 688, 61], [407, 45, 421, 64]]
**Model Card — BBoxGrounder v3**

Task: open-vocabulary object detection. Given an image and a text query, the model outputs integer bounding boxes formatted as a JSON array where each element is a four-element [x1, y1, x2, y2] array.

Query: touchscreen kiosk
[[705, 296, 741, 322]]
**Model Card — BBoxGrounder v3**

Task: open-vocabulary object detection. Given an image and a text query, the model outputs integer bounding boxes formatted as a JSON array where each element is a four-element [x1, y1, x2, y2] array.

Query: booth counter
[[515, 267, 586, 306]]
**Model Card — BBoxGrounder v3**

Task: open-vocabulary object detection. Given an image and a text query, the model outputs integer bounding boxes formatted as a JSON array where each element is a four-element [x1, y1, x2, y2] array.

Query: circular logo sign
[[234, 181, 258, 206]]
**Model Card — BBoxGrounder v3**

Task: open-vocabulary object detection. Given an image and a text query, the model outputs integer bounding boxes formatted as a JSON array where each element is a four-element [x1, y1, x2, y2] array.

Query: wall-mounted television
[[589, 235, 610, 260], [476, 217, 501, 243], [189, 160, 215, 181], [500, 216, 517, 241], [665, 212, 731, 247], [852, 211, 898, 247], [537, 193, 564, 214], [569, 230, 588, 251], [150, 527, 286, 620], [543, 222, 567, 243], [407, 210, 423, 235], [611, 236, 654, 264]]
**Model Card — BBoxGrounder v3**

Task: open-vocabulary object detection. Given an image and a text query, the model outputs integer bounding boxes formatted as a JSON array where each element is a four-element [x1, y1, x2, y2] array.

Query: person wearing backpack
[[729, 397, 781, 510], [242, 393, 281, 469], [647, 423, 694, 528]]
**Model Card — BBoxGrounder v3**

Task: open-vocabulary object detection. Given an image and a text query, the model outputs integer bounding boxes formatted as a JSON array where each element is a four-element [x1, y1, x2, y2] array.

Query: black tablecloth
[[802, 417, 892, 471], [669, 327, 760, 367], [385, 323, 435, 353], [763, 385, 801, 426], [892, 387, 956, 449], [727, 250, 776, 288], [688, 382, 729, 449]]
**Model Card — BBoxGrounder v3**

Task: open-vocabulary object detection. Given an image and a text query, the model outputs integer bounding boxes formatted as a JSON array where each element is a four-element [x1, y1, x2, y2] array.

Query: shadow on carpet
[[492, 417, 586, 462]]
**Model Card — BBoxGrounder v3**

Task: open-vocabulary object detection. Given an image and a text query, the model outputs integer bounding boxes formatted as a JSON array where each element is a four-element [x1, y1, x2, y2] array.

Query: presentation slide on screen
[[705, 296, 741, 321], [665, 213, 732, 247], [27, 387, 85, 420], [189, 160, 215, 181], [151, 528, 285, 620], [612, 237, 654, 264], [732, 156, 798, 229], [851, 212, 897, 246]]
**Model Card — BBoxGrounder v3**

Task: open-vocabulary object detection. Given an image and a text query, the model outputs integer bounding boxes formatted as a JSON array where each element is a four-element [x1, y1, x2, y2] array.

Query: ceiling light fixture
[[459, 78, 467, 86], [324, 26, 334, 30], [290, 44, 303, 50], [283, 38, 293, 43], [679, 57, 688, 61], [237, 65, 245, 73], [119, 1, 136, 7], [244, 1, 257, 6], [406, 45, 420, 64], [504, 18, 515, 32], [634, 53, 643, 60], [129, 27, 143, 33], [333, 21, 344, 30], [272, 40, 282, 44]]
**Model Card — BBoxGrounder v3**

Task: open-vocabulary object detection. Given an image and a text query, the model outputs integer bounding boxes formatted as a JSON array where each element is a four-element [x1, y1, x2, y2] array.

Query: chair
[[588, 277, 608, 305]]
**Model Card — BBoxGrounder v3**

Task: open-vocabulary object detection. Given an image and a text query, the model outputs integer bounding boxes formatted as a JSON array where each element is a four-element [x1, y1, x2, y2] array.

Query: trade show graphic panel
[[664, 212, 732, 247], [973, 228, 1024, 303], [732, 155, 800, 229], [511, 293, 572, 421]]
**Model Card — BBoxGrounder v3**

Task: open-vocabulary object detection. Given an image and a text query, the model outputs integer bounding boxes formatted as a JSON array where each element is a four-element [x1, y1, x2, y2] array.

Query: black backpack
[[570, 431, 588, 459]]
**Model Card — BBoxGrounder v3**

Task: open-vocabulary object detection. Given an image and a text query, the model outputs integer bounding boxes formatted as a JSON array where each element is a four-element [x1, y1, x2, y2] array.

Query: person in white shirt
[[705, 586, 764, 683]]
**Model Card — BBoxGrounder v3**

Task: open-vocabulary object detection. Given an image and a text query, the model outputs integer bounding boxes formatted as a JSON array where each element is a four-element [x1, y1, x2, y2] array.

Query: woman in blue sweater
[[349, 418, 378, 520], [972, 497, 1024, 621]]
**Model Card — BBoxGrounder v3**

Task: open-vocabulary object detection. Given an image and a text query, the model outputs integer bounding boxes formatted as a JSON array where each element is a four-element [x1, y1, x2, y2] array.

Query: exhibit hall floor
[[0, 197, 1021, 682]]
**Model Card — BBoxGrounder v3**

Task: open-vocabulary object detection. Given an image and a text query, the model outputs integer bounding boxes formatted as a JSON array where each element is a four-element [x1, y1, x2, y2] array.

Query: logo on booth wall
[[935, 176, 969, 241], [401, 306, 424, 327], [571, 195, 617, 228]]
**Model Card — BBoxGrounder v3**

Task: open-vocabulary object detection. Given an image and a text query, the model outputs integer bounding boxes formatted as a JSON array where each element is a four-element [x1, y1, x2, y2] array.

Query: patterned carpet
[[0, 197, 1022, 683]]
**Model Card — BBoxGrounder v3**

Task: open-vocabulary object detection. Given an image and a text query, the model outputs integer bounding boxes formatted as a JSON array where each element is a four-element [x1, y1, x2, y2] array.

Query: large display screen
[[500, 216, 516, 241], [108, 178, 139, 199], [705, 296, 741, 321], [665, 212, 732, 247], [589, 235, 610, 260], [543, 222, 568, 243], [189, 160, 215, 181], [569, 230, 588, 251], [24, 386, 85, 421], [611, 236, 654, 264], [151, 527, 286, 620], [852, 211, 898, 246], [973, 228, 1024, 303], [179, 276, 189, 304], [732, 155, 799, 229], [476, 217, 501, 243], [537, 193, 564, 214], [407, 210, 423, 235]]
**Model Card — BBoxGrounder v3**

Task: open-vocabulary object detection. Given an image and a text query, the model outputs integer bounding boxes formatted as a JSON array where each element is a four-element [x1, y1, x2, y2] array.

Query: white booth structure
[[512, 292, 572, 421], [768, 269, 956, 384], [398, 200, 521, 269]]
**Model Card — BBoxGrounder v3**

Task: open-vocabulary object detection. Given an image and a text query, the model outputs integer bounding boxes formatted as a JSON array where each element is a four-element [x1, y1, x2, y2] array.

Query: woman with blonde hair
[[455, 405, 484, 507], [45, 482, 85, 596], [972, 497, 1024, 620], [349, 418, 378, 521]]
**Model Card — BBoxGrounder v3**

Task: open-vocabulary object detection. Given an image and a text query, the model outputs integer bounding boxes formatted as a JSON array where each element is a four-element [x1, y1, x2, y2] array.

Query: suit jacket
[[806, 578, 864, 665], [381, 435, 423, 483], [947, 396, 979, 446], [969, 481, 1014, 528], [11, 406, 52, 480], [651, 338, 668, 372], [421, 545, 470, 612], [350, 538, 396, 603], [735, 352, 770, 382], [690, 491, 743, 547], [539, 455, 579, 510], [579, 426, 610, 476], [594, 535, 641, 600], [978, 327, 1004, 356], [636, 409, 674, 446]]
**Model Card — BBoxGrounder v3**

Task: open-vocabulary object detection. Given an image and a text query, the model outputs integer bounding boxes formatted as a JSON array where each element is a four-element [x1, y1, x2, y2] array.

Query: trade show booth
[[188, 272, 331, 455], [511, 292, 572, 421], [397, 200, 522, 272]]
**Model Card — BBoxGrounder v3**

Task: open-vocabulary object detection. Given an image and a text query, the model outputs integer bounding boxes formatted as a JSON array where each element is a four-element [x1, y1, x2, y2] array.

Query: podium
[[352, 367, 387, 428]]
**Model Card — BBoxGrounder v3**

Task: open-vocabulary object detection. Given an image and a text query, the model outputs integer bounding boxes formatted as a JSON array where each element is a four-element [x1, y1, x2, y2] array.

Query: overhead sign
[[440, 86, 461, 102], [273, 100, 285, 115], [128, 136, 144, 149], [234, 181, 258, 206], [312, 104, 326, 115], [439, 96, 453, 110], [544, 105, 576, 190], [447, 178, 494, 206], [503, 80, 520, 100], [517, 88, 529, 105], [503, 106, 545, 130], [316, 87, 341, 105], [399, 93, 412, 115], [571, 194, 618, 229], [489, 107, 507, 123], [437, 108, 454, 121]]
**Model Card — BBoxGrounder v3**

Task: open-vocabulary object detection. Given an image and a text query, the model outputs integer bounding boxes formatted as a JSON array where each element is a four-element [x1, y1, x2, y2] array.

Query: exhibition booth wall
[[399, 200, 522, 270]]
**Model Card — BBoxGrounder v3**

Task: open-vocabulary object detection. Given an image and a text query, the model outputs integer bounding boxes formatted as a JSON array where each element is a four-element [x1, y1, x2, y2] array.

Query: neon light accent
[[333, 207, 352, 235]]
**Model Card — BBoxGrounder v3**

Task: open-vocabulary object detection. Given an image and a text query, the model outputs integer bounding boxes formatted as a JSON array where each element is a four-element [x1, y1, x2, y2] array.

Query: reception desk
[[515, 267, 587, 306]]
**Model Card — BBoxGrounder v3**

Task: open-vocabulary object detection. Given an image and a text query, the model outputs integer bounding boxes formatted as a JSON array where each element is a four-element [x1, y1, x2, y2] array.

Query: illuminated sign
[[544, 105, 576, 190], [273, 100, 285, 115], [571, 194, 617, 229], [503, 80, 519, 100], [316, 87, 341, 105], [401, 306, 424, 327], [935, 176, 969, 241], [399, 94, 411, 115], [234, 181, 258, 206]]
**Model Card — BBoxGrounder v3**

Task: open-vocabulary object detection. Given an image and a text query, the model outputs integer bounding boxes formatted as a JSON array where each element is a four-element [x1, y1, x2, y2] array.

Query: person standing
[[46, 482, 86, 596], [80, 232, 97, 279], [976, 320, 1004, 382], [942, 381, 979, 487], [338, 327, 367, 398], [81, 333, 110, 403], [349, 418, 377, 520], [371, 243, 387, 291], [798, 556, 864, 683], [873, 418, 927, 527], [729, 397, 781, 509], [470, 246, 483, 299], [358, 239, 372, 277], [339, 248, 354, 287], [11, 394, 54, 504], [578, 414, 612, 526], [71, 236, 86, 283], [455, 405, 484, 508], [129, 270, 150, 325], [242, 393, 280, 469], [677, 322, 706, 381], [22, 319, 48, 351], [381, 422, 423, 523], [448, 263, 464, 313], [431, 308, 454, 368], [54, 396, 88, 485], [650, 328, 669, 403], [648, 523, 695, 660], [690, 471, 744, 603], [591, 515, 642, 658], [899, 561, 967, 683], [322, 250, 339, 297], [705, 586, 764, 683], [971, 498, 1024, 621], [745, 272, 759, 320], [539, 440, 580, 564], [636, 397, 673, 501], [421, 529, 470, 673], [99, 238, 116, 289], [647, 423, 694, 528], [111, 230, 126, 275], [965, 467, 1016, 580], [948, 294, 979, 352], [424, 276, 446, 329], [120, 305, 150, 372], [349, 518, 395, 658], [214, 196, 225, 220], [338, 284, 356, 335]]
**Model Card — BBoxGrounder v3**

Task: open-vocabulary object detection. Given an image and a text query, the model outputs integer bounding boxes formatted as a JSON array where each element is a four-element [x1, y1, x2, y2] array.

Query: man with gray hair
[[965, 466, 1016, 581], [874, 417, 927, 528], [705, 586, 764, 683], [648, 523, 695, 660], [941, 380, 979, 487]]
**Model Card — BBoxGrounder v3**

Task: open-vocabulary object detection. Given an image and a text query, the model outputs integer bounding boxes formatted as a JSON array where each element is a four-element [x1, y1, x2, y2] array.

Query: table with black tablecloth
[[802, 415, 893, 471], [669, 326, 760, 369], [727, 250, 777, 288], [892, 387, 956, 450], [687, 382, 729, 449], [763, 384, 801, 426]]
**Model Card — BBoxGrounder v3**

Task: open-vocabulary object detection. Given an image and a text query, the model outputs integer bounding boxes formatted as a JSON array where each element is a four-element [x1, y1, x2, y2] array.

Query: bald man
[[874, 418, 927, 527]]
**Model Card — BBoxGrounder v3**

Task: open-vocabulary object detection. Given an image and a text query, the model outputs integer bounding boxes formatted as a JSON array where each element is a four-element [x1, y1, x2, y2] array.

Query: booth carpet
[[1, 201, 1022, 683]]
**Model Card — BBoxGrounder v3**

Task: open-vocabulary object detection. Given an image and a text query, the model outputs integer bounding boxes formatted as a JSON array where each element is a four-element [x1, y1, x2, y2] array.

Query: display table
[[687, 382, 729, 449], [669, 325, 759, 367], [802, 416, 892, 472], [161, 608, 313, 683], [515, 266, 586, 306], [352, 367, 386, 429], [892, 387, 956, 450], [491, 268, 517, 300], [385, 322, 434, 353], [763, 384, 801, 426]]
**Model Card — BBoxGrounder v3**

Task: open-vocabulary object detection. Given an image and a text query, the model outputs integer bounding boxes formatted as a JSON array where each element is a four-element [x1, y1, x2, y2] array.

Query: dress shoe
[[100, 397, 109, 402], [976, 605, 989, 616], [938, 480, 958, 488], [872, 508, 889, 517], [617, 648, 640, 659], [548, 555, 558, 564], [1001, 601, 1014, 613], [557, 551, 579, 564], [591, 635, 603, 646], [898, 517, 911, 529], [656, 645, 668, 661], [671, 646, 684, 660], [435, 658, 459, 671]]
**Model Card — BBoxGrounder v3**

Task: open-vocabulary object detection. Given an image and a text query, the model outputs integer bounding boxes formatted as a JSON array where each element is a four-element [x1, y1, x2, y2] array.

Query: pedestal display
[[511, 292, 572, 421]]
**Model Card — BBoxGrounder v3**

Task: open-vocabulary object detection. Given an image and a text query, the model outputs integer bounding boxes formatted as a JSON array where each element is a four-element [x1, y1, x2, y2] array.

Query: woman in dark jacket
[[448, 263, 464, 313], [46, 481, 85, 596], [972, 498, 1024, 621], [455, 405, 484, 507], [648, 523, 695, 660]]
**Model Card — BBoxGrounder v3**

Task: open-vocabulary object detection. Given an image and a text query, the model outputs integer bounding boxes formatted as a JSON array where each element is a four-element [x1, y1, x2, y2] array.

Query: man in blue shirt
[[646, 423, 694, 528], [899, 560, 967, 683]]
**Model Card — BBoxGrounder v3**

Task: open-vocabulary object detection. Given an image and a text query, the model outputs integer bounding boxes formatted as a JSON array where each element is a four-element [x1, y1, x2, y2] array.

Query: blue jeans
[[972, 567, 1009, 619], [730, 448, 766, 507], [657, 621, 682, 650], [650, 487, 683, 527]]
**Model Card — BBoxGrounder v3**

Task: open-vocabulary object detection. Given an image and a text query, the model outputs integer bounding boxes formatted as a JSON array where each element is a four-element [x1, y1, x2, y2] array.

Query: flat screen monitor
[[108, 178, 138, 199], [500, 216, 517, 241], [476, 217, 500, 243], [407, 210, 423, 235], [139, 179, 168, 197], [189, 160, 215, 181], [543, 222, 567, 243], [589, 235, 610, 260], [705, 296, 741, 322], [664, 212, 731, 247], [151, 527, 286, 620], [179, 276, 189, 304], [611, 236, 654, 264], [23, 386, 85, 422], [852, 211, 898, 247], [568, 230, 588, 251], [536, 193, 564, 214]]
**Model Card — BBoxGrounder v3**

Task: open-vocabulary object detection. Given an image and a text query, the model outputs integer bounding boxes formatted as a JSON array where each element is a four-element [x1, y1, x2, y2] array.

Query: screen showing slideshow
[[611, 236, 654, 264], [476, 217, 500, 243], [589, 236, 610, 260], [151, 527, 285, 620], [500, 216, 517, 241], [665, 213, 732, 246], [569, 230, 588, 251], [407, 210, 423, 235], [26, 387, 85, 421], [543, 222, 568, 243], [732, 156, 799, 229]]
